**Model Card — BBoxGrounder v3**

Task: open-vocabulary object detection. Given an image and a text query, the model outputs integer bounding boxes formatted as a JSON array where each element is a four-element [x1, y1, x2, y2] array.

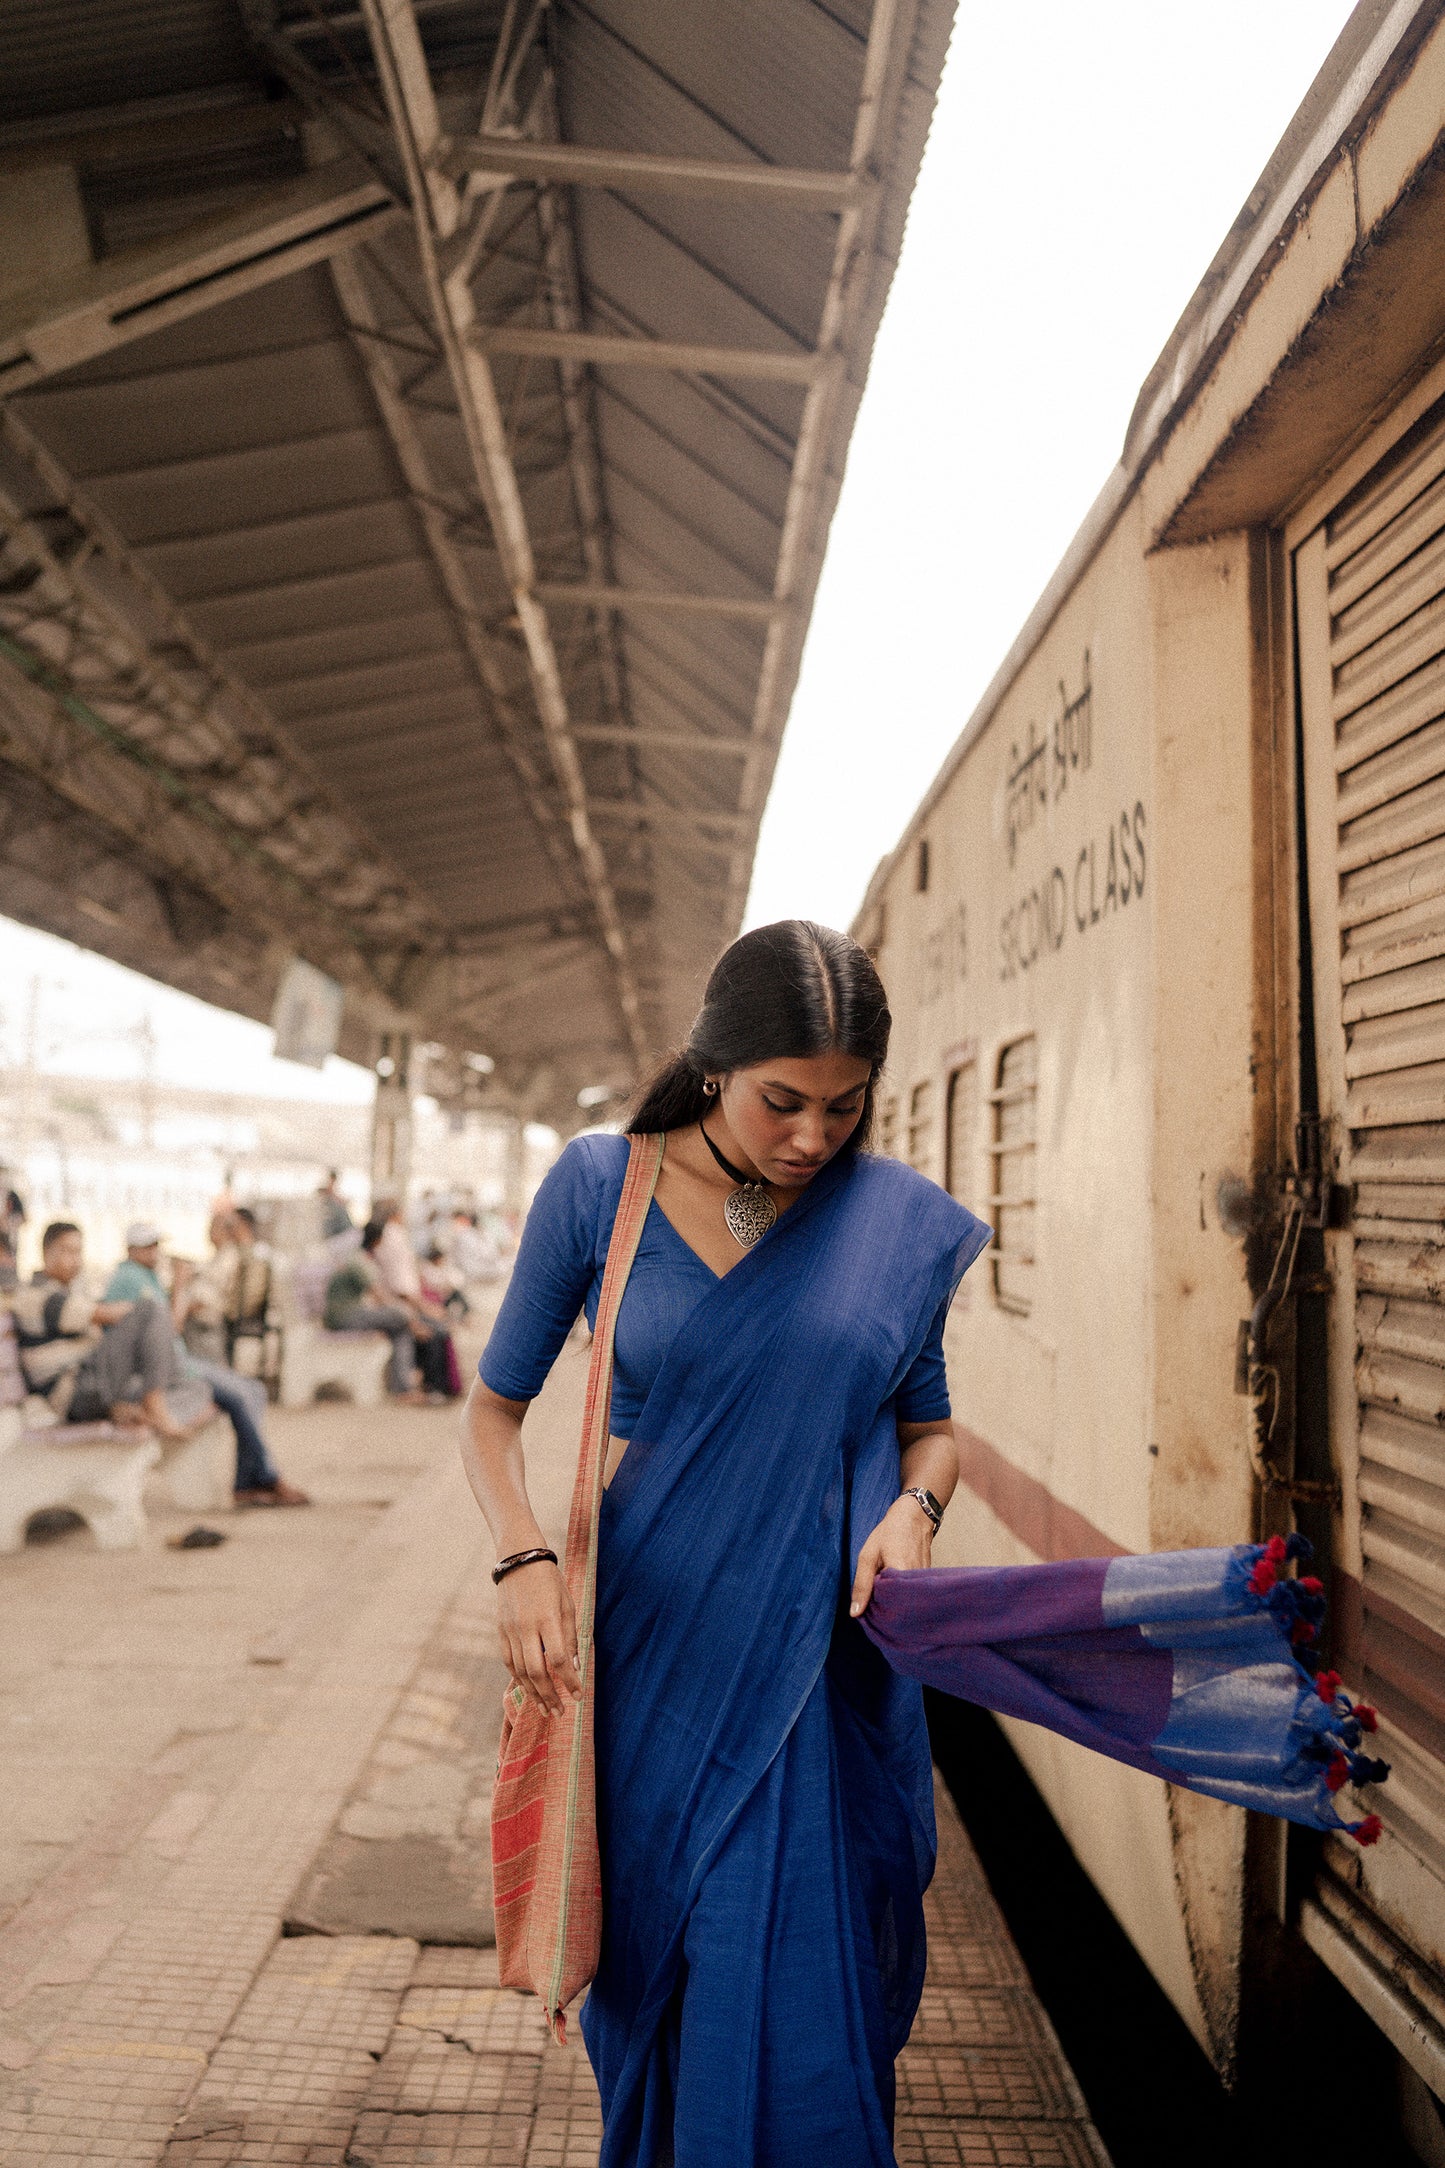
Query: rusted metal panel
[[1337, 648, 1445, 773], [1300, 395, 1445, 2023], [1339, 831, 1445, 926], [1337, 711, 1445, 826], [1348, 1059, 1445, 1132]]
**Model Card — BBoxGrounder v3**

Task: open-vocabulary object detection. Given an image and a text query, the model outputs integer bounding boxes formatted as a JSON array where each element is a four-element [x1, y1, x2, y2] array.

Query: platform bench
[[274, 1249, 392, 1410], [0, 1311, 160, 1552], [0, 1308, 235, 1545]]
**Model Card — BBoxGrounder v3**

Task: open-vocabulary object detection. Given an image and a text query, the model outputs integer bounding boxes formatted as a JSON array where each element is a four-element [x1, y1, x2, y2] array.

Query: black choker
[[700, 1117, 778, 1247]]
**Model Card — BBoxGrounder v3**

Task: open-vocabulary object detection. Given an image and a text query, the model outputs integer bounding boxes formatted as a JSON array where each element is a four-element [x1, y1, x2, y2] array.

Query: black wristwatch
[[900, 1486, 943, 1534]]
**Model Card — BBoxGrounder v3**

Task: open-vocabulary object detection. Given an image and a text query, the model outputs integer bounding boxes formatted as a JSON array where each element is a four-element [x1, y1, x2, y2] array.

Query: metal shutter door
[[1297, 404, 1445, 1893]]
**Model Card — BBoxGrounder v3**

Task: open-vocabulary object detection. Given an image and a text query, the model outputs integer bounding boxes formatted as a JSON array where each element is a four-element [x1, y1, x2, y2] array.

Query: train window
[[916, 837, 930, 893], [907, 1079, 935, 1172], [946, 1061, 979, 1310], [879, 1090, 900, 1158], [945, 1062, 977, 1204], [989, 1036, 1037, 1316]]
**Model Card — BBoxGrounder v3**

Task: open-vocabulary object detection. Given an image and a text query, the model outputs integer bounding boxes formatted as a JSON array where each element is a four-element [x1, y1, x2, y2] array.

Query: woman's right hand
[[497, 1558, 581, 1716]]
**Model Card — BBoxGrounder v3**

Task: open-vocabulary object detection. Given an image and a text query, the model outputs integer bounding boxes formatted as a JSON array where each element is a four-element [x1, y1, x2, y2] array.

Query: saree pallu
[[863, 1543, 1386, 1841], [577, 1148, 1387, 2167]]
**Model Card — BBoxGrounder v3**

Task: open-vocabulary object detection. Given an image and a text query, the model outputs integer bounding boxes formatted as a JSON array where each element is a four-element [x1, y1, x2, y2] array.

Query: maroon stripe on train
[[955, 1425, 1129, 1564]]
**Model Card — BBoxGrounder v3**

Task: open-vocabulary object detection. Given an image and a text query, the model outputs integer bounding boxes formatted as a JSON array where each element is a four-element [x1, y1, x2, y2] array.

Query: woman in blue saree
[[461, 920, 1385, 2168]]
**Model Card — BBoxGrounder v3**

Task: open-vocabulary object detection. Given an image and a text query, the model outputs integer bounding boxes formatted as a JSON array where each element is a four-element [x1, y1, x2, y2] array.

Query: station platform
[[0, 1320, 1110, 2166]]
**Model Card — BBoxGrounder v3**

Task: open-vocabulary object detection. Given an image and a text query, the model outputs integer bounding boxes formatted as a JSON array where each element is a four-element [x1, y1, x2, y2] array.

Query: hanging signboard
[[271, 958, 344, 1069]]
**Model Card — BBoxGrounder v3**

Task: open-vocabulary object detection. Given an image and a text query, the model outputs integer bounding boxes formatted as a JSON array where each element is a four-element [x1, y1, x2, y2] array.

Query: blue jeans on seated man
[[191, 1359, 280, 1493]]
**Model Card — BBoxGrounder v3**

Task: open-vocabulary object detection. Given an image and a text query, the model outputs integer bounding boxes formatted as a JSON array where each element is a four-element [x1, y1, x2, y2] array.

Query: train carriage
[[855, 0, 1445, 2110]]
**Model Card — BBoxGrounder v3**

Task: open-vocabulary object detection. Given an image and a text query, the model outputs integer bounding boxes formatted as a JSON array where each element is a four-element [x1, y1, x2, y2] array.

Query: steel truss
[[0, 0, 934, 1109]]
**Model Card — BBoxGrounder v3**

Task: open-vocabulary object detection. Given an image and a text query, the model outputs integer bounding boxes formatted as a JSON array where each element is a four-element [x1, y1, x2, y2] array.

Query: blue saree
[[580, 1144, 985, 2167]]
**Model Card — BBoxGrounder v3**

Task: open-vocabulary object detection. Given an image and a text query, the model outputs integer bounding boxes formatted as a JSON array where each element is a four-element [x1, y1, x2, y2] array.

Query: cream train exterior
[[854, 1, 1445, 2100]]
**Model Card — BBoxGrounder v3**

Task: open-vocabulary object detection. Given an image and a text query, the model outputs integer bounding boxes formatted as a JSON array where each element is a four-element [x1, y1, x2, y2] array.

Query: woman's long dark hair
[[628, 920, 891, 1148]]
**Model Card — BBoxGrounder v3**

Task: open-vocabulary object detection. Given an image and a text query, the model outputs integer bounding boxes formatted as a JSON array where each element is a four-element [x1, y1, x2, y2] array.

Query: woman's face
[[714, 1051, 872, 1188]]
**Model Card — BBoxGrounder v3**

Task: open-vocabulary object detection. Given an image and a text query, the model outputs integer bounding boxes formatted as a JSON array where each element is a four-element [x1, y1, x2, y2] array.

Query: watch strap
[[902, 1485, 943, 1533]]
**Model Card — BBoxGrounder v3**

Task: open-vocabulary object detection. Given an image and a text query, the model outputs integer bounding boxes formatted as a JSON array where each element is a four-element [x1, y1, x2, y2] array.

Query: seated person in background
[[181, 1215, 232, 1365], [368, 1205, 460, 1399], [318, 1170, 353, 1241], [448, 1209, 501, 1287], [0, 1167, 23, 1292], [106, 1223, 309, 1508], [372, 1200, 422, 1304], [13, 1222, 210, 1440], [221, 1207, 274, 1365], [323, 1229, 424, 1402], [421, 1243, 469, 1321], [207, 1168, 237, 1253], [187, 1208, 273, 1367]]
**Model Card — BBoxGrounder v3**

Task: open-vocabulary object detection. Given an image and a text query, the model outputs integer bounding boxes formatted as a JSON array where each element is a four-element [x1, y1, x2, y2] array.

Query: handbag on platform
[[489, 1130, 664, 2041]]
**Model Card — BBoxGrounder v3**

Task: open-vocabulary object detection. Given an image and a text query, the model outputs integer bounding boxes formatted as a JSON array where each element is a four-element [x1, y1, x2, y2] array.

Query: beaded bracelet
[[492, 1546, 559, 1586]]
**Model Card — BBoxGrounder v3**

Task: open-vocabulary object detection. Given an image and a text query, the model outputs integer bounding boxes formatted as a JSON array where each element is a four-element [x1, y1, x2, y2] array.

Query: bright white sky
[[744, 0, 1357, 929], [0, 0, 1357, 1100]]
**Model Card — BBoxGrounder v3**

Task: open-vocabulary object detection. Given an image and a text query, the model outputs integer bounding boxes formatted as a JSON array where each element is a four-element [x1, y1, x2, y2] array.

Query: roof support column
[[356, 0, 648, 1067], [370, 1030, 414, 1203]]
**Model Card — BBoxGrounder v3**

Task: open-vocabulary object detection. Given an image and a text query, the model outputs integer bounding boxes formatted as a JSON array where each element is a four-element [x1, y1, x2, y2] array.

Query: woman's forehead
[[738, 1052, 872, 1098]]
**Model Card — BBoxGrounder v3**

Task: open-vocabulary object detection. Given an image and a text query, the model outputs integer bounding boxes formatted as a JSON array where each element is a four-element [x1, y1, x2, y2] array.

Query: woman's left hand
[[849, 1493, 935, 1618]]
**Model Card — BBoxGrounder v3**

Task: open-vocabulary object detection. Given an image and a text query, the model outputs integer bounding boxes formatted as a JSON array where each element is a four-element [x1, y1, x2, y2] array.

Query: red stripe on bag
[[491, 1799, 546, 1864], [497, 1737, 551, 1782]]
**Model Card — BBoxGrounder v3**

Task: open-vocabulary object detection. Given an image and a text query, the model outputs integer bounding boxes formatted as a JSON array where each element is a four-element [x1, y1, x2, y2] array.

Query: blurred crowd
[[0, 1163, 514, 1509]]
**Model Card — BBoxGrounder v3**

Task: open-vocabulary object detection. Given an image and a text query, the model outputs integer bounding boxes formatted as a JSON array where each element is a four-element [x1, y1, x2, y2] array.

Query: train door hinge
[[1232, 1120, 1344, 1507], [1284, 1113, 1349, 1230]]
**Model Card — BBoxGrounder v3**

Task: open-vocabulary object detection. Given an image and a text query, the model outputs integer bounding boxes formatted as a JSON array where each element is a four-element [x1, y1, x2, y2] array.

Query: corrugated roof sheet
[[0, 0, 955, 1122]]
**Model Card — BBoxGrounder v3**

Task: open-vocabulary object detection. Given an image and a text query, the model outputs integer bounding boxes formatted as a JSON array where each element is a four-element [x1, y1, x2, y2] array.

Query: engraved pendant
[[723, 1182, 777, 1248]]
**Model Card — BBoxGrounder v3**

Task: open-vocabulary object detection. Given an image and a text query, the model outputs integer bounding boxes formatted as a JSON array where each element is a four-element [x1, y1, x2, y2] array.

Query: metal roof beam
[[469, 324, 823, 383], [587, 799, 749, 834], [0, 160, 398, 392], [536, 581, 778, 622], [573, 726, 748, 757], [0, 407, 441, 959], [437, 137, 857, 208], [357, 0, 649, 1067], [328, 247, 582, 914]]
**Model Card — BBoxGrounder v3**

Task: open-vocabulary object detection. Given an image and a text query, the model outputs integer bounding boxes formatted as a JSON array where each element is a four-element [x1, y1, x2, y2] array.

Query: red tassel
[[1249, 1560, 1278, 1595], [1264, 1534, 1288, 1564], [1291, 1620, 1317, 1646], [1353, 1814, 1382, 1847], [1325, 1752, 1350, 1794], [1354, 1704, 1378, 1733], [1298, 1576, 1324, 1595], [1315, 1669, 1342, 1705]]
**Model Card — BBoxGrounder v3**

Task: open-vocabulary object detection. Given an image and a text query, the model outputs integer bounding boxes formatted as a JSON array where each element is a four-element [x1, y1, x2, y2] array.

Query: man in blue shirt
[[106, 1223, 309, 1508]]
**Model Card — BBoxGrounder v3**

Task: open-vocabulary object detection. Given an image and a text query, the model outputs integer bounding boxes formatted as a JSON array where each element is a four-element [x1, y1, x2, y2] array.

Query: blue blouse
[[479, 1132, 954, 1435]]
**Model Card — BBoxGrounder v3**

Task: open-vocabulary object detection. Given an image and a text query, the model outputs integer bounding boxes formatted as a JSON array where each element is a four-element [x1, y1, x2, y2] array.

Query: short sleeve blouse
[[478, 1133, 953, 1435]]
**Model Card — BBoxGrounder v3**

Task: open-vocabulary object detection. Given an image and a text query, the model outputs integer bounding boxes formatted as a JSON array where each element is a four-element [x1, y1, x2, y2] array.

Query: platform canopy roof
[[0, 0, 952, 1126]]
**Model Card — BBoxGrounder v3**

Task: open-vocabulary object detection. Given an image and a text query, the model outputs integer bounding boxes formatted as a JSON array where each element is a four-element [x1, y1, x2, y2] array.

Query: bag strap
[[564, 1131, 665, 1629], [539, 1131, 664, 2039]]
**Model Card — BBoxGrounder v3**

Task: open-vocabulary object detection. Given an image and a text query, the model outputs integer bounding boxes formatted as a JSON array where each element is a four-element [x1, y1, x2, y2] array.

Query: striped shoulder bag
[[490, 1130, 665, 2041]]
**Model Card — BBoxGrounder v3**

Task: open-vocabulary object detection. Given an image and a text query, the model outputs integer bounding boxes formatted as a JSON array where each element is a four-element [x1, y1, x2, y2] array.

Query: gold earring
[[703, 1079, 719, 1096]]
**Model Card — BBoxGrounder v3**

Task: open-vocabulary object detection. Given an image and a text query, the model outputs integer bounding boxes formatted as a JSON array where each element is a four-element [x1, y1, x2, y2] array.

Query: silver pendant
[[724, 1182, 777, 1248]]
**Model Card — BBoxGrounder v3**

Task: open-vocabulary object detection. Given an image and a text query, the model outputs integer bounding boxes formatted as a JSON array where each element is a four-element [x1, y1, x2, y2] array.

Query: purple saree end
[[862, 1539, 1390, 1842]]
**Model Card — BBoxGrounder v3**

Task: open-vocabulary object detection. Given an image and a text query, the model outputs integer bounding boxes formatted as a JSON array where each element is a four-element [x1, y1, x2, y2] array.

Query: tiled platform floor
[[144, 1775, 1109, 2168]]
